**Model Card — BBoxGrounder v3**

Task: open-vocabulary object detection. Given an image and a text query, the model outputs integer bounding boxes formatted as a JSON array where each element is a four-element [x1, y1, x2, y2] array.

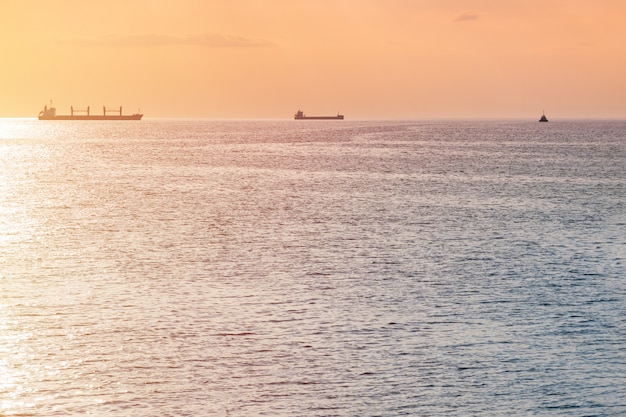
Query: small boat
[[539, 111, 548, 122]]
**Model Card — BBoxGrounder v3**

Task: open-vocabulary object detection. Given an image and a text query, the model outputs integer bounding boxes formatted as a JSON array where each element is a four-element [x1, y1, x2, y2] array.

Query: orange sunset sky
[[1, 0, 625, 119]]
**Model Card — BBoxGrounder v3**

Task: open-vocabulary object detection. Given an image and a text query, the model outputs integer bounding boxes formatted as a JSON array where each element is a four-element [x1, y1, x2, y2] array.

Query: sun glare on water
[[1, 118, 41, 414], [0, 303, 31, 414], [0, 119, 29, 140]]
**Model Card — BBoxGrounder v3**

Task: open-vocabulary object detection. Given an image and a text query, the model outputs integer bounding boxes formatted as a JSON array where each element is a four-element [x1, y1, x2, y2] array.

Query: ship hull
[[294, 115, 344, 120], [38, 114, 143, 121]]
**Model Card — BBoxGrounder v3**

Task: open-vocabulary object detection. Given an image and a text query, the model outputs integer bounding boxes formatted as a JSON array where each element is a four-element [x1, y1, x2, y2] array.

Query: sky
[[1, 0, 625, 119]]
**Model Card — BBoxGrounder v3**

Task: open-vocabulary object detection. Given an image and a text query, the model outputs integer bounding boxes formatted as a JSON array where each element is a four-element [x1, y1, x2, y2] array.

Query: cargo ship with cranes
[[38, 104, 143, 120]]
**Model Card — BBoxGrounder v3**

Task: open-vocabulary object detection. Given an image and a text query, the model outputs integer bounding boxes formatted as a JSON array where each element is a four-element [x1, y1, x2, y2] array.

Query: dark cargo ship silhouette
[[294, 110, 344, 120], [38, 104, 143, 120]]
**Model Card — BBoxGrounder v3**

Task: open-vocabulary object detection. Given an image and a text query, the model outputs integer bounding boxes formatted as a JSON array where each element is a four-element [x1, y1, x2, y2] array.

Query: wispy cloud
[[454, 12, 479, 22], [60, 33, 274, 48]]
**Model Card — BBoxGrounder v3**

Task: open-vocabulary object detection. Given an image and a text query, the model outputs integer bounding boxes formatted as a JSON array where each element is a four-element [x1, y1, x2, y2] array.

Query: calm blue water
[[1, 119, 625, 416]]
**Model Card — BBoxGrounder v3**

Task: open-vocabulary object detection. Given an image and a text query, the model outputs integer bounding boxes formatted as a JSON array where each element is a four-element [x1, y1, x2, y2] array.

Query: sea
[[1, 118, 624, 416]]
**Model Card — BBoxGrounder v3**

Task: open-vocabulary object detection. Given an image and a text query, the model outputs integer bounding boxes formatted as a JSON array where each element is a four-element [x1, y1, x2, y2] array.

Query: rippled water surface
[[1, 119, 625, 416]]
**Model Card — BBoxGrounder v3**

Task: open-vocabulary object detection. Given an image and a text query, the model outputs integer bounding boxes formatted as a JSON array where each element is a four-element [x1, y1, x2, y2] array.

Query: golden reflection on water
[[0, 118, 37, 141], [1, 119, 42, 414], [0, 305, 26, 414], [1, 139, 17, 412]]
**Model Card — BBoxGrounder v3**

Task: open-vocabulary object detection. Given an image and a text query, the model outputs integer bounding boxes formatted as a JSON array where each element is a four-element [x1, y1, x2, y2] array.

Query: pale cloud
[[454, 12, 479, 22], [59, 33, 274, 48]]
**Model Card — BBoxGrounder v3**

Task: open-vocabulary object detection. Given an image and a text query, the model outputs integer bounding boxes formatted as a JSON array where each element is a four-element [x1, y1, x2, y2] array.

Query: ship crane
[[71, 106, 90, 116], [103, 106, 124, 116]]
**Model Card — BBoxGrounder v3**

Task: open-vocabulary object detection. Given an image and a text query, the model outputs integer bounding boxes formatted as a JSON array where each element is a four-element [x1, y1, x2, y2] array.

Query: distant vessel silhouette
[[38, 104, 143, 120], [294, 110, 344, 120], [539, 111, 548, 122]]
